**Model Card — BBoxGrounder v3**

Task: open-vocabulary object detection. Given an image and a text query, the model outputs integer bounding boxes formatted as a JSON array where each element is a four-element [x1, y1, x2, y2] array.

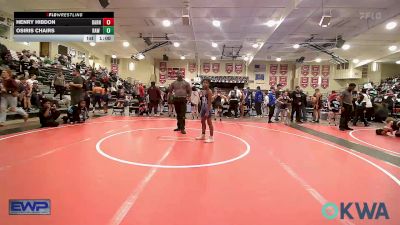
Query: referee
[[169, 72, 191, 134]]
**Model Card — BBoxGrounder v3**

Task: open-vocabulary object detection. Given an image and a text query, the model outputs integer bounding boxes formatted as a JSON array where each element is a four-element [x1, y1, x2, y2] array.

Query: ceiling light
[[315, 58, 322, 63], [180, 55, 186, 60], [293, 44, 300, 49], [212, 42, 218, 48], [265, 20, 276, 27], [137, 53, 145, 60], [111, 54, 117, 59], [243, 56, 249, 61], [252, 43, 259, 48], [276, 57, 282, 62], [162, 19, 171, 27], [352, 59, 360, 64], [212, 20, 221, 27], [342, 44, 350, 50], [23, 42, 29, 46], [123, 41, 130, 47], [89, 42, 96, 46], [386, 21, 397, 30], [396, 60, 400, 64], [211, 56, 216, 60], [388, 45, 397, 51], [173, 42, 180, 47]]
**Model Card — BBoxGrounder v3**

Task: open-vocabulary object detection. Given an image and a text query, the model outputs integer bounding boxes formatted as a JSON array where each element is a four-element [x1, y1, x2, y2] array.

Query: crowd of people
[[1, 44, 399, 137], [0, 44, 138, 127]]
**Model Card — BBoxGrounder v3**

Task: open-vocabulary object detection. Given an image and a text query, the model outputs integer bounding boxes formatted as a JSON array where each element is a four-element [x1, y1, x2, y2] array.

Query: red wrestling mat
[[300, 123, 400, 155], [0, 116, 399, 225]]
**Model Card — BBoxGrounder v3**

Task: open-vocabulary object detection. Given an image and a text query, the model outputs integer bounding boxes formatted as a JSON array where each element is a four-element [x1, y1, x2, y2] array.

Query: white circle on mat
[[96, 127, 251, 168]]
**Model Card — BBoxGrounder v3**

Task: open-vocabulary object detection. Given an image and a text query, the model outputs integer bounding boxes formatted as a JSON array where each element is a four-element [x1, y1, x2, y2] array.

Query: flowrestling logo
[[9, 199, 51, 215], [322, 202, 389, 220]]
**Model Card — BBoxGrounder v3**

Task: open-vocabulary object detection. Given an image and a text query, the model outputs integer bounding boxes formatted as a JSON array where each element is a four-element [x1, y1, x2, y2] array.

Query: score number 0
[[103, 18, 114, 26]]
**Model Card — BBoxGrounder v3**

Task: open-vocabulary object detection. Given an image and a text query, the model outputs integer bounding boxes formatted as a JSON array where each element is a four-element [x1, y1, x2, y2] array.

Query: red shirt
[[138, 85, 145, 97]]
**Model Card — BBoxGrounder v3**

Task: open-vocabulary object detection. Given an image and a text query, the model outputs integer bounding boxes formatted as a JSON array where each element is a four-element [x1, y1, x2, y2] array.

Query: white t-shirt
[[27, 78, 35, 87], [229, 89, 242, 100], [362, 93, 373, 108], [191, 90, 200, 105]]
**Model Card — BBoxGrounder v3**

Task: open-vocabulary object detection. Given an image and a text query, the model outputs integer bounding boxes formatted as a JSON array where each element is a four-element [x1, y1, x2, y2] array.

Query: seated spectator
[[116, 85, 126, 108], [39, 99, 60, 127], [62, 100, 88, 124], [31, 80, 43, 108]]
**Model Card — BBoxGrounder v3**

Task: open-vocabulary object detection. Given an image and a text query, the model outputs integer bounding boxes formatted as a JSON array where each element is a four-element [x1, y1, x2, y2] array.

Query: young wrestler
[[196, 78, 214, 143], [376, 117, 400, 137]]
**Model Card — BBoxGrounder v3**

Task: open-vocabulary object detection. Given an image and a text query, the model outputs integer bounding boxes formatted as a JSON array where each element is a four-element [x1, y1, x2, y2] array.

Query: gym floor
[[0, 116, 399, 225]]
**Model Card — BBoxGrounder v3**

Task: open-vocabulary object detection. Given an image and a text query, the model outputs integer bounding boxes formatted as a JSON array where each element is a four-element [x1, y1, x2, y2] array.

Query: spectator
[[148, 81, 162, 116], [312, 88, 322, 123], [27, 74, 36, 87], [353, 93, 369, 127], [361, 90, 373, 116], [339, 83, 356, 131], [240, 88, 246, 117], [52, 68, 65, 100], [254, 86, 263, 117], [0, 69, 28, 126], [300, 89, 308, 122], [244, 87, 253, 113], [228, 86, 241, 118], [92, 81, 105, 113], [268, 87, 276, 123], [212, 87, 225, 121], [277, 91, 291, 124], [69, 69, 84, 106], [63, 100, 88, 124], [102, 89, 111, 114], [190, 86, 200, 119], [20, 76, 32, 111], [39, 99, 60, 127], [116, 85, 126, 108], [31, 80, 42, 108], [167, 90, 175, 117], [328, 95, 341, 126], [273, 84, 284, 121], [290, 86, 302, 123], [138, 83, 145, 101]]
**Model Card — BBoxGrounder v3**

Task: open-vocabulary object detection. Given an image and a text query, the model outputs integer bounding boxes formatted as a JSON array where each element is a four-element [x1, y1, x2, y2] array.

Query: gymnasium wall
[[110, 57, 155, 85], [248, 61, 294, 91], [48, 42, 107, 67], [381, 63, 400, 80], [0, 38, 40, 53]]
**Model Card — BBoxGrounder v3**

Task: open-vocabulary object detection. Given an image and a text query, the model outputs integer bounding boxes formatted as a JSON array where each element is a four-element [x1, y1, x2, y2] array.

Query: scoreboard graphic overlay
[[14, 12, 114, 42]]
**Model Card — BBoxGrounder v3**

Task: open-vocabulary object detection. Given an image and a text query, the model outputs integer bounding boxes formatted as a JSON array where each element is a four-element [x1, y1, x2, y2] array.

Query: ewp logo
[[9, 199, 51, 215], [322, 202, 389, 220]]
